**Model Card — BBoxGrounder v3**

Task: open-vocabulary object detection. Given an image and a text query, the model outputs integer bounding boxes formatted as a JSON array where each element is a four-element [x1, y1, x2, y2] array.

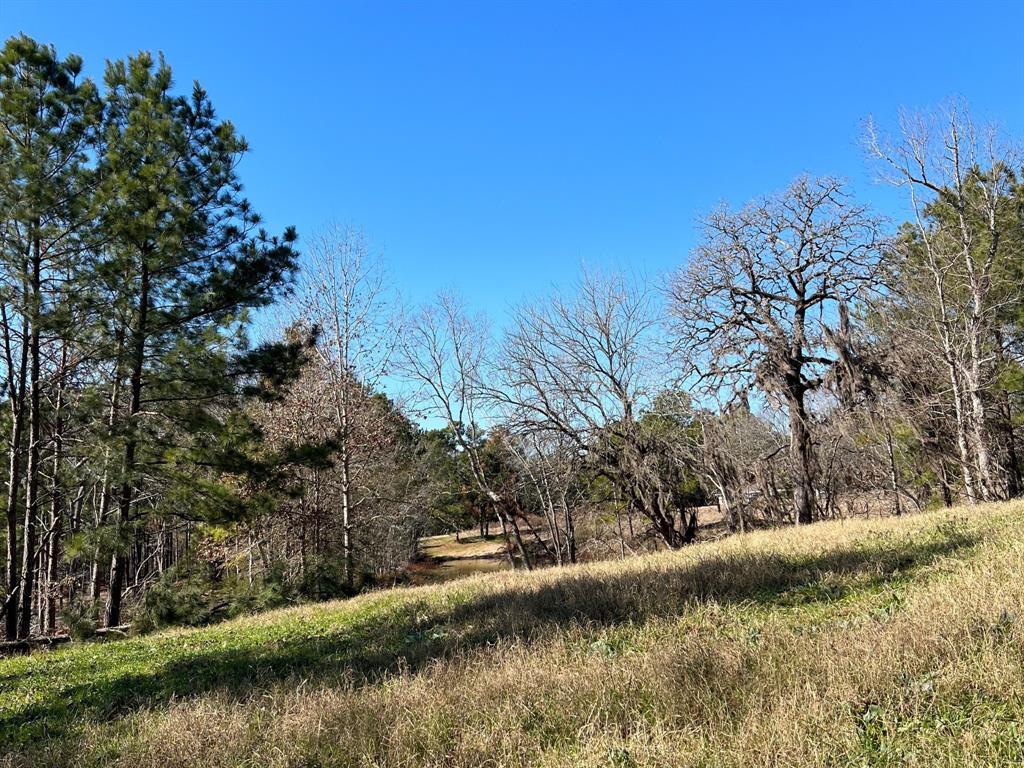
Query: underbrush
[[129, 555, 369, 634]]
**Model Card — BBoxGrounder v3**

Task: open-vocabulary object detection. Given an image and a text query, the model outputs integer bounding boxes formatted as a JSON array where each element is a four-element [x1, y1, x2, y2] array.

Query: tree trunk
[[43, 361, 66, 635], [506, 510, 533, 570], [494, 498, 531, 569], [963, 229, 1000, 501], [496, 514, 515, 567], [965, 354, 998, 501], [106, 260, 149, 628], [938, 460, 954, 508], [546, 496, 563, 567], [616, 509, 627, 558], [787, 389, 815, 525], [561, 490, 577, 564], [1002, 391, 1021, 498], [18, 234, 42, 638], [885, 429, 903, 517], [90, 332, 124, 605], [89, 477, 111, 604], [341, 448, 354, 592], [3, 313, 28, 641], [681, 507, 698, 543]]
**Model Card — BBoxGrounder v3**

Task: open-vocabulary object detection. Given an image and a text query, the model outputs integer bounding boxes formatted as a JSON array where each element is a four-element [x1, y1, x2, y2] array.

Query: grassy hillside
[[3, 503, 1024, 767]]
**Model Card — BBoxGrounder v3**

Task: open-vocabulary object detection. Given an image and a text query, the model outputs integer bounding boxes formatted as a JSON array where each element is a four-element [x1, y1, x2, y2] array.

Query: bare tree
[[296, 224, 399, 589], [496, 270, 698, 548], [670, 176, 884, 524], [398, 292, 533, 567], [867, 103, 1019, 502], [695, 404, 787, 531], [506, 431, 584, 565]]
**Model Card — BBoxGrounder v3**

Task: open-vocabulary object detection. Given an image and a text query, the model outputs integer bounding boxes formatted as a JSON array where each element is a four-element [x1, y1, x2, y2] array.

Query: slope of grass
[[3, 503, 1024, 767]]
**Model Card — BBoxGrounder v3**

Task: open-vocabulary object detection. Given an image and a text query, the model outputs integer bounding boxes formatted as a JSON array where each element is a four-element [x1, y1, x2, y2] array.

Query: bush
[[135, 562, 217, 632], [132, 555, 366, 633], [60, 598, 100, 640], [295, 556, 350, 601]]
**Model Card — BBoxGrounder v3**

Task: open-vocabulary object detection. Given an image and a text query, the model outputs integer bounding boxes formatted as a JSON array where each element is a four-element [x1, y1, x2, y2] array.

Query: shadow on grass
[[1, 520, 977, 749]]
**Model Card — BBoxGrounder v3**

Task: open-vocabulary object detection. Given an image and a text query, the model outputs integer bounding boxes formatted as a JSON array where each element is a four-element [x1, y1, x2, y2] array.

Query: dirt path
[[410, 506, 732, 585], [410, 531, 511, 584]]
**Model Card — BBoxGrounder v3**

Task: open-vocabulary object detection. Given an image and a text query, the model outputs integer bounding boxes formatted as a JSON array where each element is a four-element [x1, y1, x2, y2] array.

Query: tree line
[[1, 35, 1021, 639]]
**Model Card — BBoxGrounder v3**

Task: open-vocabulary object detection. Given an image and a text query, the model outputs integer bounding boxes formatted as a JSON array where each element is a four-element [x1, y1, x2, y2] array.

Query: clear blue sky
[[3, 0, 1023, 320]]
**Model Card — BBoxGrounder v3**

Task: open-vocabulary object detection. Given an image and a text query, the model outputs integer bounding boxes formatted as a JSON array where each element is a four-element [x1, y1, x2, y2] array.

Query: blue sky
[[3, 0, 1023, 322]]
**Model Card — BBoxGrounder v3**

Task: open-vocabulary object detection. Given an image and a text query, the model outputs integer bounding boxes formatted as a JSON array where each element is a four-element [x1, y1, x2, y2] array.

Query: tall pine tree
[[0, 35, 99, 640], [94, 52, 298, 626]]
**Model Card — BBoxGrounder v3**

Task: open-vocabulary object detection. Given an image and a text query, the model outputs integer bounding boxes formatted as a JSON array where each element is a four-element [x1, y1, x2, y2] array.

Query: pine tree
[[94, 52, 297, 626], [0, 35, 100, 639]]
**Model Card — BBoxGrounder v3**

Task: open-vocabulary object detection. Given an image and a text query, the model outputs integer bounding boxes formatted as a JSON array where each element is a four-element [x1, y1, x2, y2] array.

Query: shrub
[[60, 598, 101, 640]]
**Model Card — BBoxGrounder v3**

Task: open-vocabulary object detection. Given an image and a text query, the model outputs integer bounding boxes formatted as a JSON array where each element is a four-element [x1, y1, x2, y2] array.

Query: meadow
[[3, 502, 1024, 767]]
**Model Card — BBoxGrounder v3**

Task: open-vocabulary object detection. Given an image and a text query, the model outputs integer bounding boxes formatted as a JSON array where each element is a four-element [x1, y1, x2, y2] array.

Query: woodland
[[1, 33, 1022, 644]]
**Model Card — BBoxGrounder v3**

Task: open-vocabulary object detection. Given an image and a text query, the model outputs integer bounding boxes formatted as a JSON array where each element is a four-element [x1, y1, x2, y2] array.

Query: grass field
[[3, 502, 1024, 767]]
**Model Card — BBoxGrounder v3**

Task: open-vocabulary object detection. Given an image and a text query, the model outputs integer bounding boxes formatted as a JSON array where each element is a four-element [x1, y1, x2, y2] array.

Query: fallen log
[[0, 634, 71, 656], [95, 624, 131, 638], [0, 623, 131, 656]]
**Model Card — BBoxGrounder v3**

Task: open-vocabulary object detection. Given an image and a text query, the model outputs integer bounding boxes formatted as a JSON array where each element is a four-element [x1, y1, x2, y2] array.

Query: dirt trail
[[410, 506, 733, 585], [410, 531, 511, 584]]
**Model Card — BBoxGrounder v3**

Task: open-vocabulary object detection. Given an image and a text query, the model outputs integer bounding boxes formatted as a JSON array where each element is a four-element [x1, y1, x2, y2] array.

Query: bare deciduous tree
[[506, 431, 584, 565], [670, 176, 884, 524], [296, 224, 400, 589], [496, 271, 698, 548], [867, 103, 1019, 502], [695, 404, 787, 531], [398, 292, 533, 567]]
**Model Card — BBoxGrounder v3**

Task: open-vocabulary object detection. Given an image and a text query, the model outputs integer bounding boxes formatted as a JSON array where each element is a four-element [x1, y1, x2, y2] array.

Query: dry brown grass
[[5, 502, 1024, 767]]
